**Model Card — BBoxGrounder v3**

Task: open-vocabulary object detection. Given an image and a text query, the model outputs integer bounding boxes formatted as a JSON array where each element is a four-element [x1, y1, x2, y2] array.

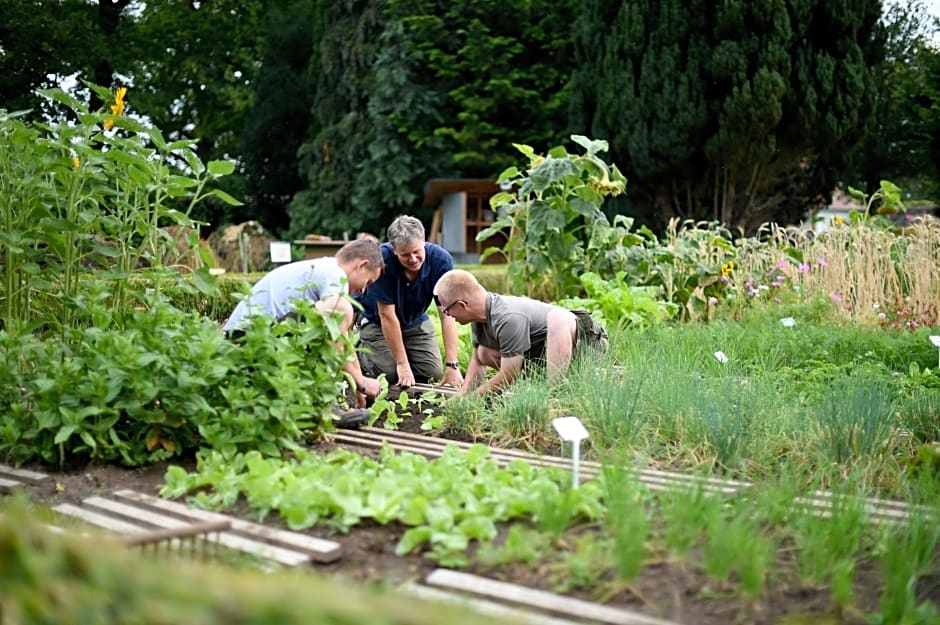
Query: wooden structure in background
[[423, 179, 507, 264], [292, 237, 346, 260]]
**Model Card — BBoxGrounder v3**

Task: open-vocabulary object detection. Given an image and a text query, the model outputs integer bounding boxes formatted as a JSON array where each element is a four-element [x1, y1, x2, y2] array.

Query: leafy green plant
[[548, 533, 614, 594], [163, 444, 603, 569], [0, 293, 348, 466], [480, 135, 628, 301], [847, 179, 906, 217], [559, 271, 677, 330], [476, 524, 547, 569]]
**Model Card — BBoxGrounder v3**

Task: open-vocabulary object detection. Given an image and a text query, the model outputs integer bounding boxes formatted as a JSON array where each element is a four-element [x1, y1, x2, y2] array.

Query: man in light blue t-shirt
[[222, 239, 384, 425]]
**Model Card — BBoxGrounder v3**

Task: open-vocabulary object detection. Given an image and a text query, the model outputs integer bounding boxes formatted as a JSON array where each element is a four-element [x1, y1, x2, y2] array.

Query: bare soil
[[13, 413, 894, 625]]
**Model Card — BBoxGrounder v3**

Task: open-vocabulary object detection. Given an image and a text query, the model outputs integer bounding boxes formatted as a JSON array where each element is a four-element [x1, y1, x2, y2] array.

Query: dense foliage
[[570, 0, 887, 231], [3, 1, 935, 237]]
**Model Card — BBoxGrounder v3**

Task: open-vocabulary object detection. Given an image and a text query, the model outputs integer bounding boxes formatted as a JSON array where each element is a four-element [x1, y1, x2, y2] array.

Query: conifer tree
[[571, 0, 886, 231]]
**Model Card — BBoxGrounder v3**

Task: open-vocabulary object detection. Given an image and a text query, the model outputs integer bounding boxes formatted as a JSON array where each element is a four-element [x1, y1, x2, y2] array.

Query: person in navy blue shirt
[[357, 215, 464, 388]]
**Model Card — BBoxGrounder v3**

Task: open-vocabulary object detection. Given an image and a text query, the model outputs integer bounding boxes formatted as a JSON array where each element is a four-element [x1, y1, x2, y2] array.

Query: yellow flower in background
[[72, 157, 80, 170], [103, 86, 127, 131], [834, 215, 845, 225], [111, 87, 127, 116], [721, 260, 735, 277]]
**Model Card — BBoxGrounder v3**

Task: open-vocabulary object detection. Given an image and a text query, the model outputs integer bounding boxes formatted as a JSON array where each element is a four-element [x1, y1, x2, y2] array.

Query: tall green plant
[[480, 135, 627, 301], [0, 84, 240, 334]]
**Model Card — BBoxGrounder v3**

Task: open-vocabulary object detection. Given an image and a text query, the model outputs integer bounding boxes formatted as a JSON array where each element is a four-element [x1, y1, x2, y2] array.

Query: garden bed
[[8, 415, 921, 625]]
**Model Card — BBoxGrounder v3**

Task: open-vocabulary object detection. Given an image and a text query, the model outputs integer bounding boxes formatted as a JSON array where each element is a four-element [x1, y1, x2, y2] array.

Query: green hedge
[[461, 264, 509, 294]]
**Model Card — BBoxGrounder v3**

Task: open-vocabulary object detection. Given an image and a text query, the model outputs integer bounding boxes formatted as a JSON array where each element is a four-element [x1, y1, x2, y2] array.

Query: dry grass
[[736, 217, 940, 325]]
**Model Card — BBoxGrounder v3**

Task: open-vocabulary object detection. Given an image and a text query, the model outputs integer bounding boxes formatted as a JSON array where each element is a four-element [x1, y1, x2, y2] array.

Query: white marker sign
[[269, 242, 292, 263], [552, 416, 589, 489]]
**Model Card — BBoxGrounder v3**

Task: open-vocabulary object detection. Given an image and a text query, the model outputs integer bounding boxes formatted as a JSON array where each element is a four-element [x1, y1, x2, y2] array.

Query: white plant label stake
[[269, 241, 292, 263], [552, 416, 589, 489]]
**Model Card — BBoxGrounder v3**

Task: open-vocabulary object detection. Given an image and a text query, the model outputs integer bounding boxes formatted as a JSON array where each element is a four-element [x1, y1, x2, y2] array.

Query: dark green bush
[[0, 295, 348, 467]]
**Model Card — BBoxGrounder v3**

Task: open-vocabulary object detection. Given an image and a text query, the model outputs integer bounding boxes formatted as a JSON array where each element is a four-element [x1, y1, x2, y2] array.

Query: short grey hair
[[387, 215, 425, 250]]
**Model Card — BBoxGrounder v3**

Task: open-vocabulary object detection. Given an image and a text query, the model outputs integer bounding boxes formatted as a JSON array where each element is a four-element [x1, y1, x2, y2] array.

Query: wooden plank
[[52, 503, 146, 534], [425, 569, 682, 625], [84, 496, 193, 529], [0, 464, 47, 482], [359, 427, 750, 490], [112, 489, 342, 563], [83, 496, 311, 567], [401, 581, 583, 625], [335, 432, 740, 495]]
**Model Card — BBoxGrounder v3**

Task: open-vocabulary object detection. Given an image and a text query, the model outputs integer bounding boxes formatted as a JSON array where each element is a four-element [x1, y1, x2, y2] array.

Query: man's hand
[[441, 366, 463, 389], [361, 377, 380, 399], [396, 363, 415, 388]]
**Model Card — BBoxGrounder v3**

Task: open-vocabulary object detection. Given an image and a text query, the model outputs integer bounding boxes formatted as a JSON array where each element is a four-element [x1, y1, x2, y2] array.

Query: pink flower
[[818, 258, 829, 268], [798, 263, 809, 273], [776, 260, 788, 270], [878, 312, 886, 320], [831, 292, 842, 303]]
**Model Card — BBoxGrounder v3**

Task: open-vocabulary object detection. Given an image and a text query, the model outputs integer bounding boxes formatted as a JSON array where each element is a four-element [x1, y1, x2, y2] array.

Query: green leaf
[[570, 134, 609, 156], [207, 160, 236, 176], [180, 149, 206, 176], [396, 526, 432, 555], [206, 188, 243, 206], [191, 267, 219, 294], [53, 424, 77, 445], [39, 88, 87, 114]]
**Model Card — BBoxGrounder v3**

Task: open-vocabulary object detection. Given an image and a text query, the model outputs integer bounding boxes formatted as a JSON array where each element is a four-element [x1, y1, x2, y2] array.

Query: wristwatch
[[445, 361, 460, 370]]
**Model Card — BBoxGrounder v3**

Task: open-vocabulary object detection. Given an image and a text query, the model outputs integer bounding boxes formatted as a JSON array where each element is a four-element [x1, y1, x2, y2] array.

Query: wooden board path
[[50, 489, 342, 567], [422, 569, 685, 625], [0, 463, 48, 494]]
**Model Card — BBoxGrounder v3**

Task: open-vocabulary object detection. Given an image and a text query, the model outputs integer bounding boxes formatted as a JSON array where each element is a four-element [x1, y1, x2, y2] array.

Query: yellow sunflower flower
[[103, 86, 127, 131], [111, 86, 127, 117]]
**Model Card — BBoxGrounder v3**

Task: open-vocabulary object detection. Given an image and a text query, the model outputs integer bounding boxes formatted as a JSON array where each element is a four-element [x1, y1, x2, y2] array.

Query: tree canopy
[[570, 0, 888, 231], [1, 0, 935, 237]]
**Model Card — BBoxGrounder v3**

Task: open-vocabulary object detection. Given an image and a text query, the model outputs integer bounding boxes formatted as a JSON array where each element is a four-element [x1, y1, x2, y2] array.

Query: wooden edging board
[[400, 581, 583, 625], [424, 569, 684, 625], [51, 490, 342, 567], [0, 463, 48, 494], [112, 489, 342, 563]]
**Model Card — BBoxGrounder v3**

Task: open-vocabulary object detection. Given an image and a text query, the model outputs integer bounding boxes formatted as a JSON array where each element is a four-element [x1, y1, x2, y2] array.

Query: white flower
[[930, 335, 940, 348], [780, 317, 795, 327], [714, 351, 729, 364]]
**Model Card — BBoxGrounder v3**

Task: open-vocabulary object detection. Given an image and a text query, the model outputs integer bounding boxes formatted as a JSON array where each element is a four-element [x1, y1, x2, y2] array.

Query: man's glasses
[[434, 293, 462, 316]]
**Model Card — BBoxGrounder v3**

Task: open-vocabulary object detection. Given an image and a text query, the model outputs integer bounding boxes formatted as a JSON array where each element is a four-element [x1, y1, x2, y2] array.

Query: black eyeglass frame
[[434, 294, 462, 316]]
